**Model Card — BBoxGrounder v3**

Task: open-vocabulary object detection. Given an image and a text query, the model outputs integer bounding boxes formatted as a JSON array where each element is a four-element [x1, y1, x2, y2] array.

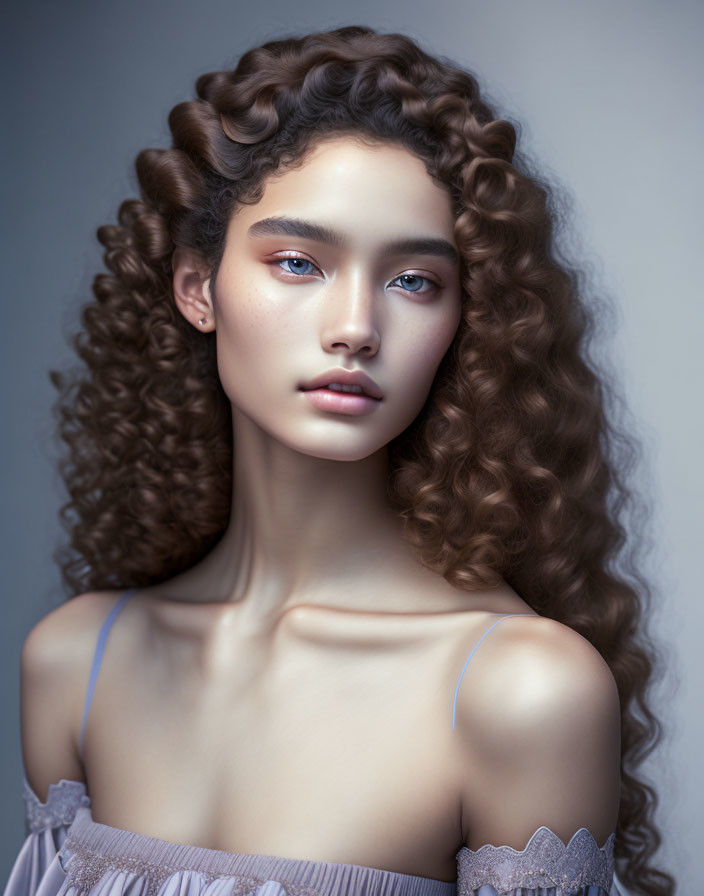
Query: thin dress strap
[[78, 588, 138, 760], [451, 612, 538, 730]]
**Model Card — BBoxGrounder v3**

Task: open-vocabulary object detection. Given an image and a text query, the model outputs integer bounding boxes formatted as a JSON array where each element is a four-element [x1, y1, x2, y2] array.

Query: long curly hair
[[48, 24, 675, 895]]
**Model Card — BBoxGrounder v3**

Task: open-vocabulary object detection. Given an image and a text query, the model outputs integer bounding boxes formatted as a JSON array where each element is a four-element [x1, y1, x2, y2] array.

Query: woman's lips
[[300, 387, 380, 416], [298, 369, 383, 399]]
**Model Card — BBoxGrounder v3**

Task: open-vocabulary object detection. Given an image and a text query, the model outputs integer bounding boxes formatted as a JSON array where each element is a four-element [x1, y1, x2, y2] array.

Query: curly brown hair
[[48, 24, 675, 895]]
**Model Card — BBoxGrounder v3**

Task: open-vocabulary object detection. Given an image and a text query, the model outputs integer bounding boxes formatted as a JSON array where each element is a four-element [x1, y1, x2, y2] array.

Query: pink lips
[[301, 388, 380, 416], [299, 367, 383, 400]]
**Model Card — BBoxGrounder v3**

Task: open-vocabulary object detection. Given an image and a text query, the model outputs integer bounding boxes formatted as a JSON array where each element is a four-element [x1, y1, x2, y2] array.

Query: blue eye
[[271, 255, 439, 295], [276, 257, 320, 276], [391, 274, 438, 294]]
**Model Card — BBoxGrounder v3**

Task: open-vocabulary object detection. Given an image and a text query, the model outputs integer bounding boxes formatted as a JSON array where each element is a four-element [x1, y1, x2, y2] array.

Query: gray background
[[2, 0, 701, 890]]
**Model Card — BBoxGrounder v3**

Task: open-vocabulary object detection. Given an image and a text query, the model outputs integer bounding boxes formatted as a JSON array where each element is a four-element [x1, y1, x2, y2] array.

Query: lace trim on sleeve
[[23, 777, 92, 834], [456, 826, 616, 895]]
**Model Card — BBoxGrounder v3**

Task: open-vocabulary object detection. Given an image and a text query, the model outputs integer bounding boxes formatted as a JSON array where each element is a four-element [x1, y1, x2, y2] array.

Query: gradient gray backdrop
[[2, 0, 701, 890]]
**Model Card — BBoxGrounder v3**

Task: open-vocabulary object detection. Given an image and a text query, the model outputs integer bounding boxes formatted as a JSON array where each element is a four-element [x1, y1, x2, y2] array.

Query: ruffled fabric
[[58, 807, 455, 896], [22, 779, 92, 836], [456, 826, 618, 895], [5, 779, 87, 896], [3, 777, 626, 896]]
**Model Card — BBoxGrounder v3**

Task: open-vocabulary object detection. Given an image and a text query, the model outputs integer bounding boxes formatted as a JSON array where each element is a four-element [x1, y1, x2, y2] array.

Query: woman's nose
[[320, 274, 381, 355]]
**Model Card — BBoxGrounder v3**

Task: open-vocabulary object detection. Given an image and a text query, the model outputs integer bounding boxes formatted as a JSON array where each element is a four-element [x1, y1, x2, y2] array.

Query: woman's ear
[[171, 247, 215, 332]]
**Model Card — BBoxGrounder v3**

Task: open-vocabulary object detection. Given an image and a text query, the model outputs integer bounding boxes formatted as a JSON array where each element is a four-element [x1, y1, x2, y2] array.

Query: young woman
[[4, 24, 674, 896]]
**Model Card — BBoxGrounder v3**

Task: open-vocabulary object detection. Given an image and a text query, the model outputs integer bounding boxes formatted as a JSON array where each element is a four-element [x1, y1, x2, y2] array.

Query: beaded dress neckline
[[22, 775, 617, 896], [23, 776, 456, 896]]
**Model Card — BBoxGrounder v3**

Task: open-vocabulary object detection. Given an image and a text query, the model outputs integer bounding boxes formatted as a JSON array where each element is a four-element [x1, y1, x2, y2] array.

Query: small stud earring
[[198, 317, 207, 326]]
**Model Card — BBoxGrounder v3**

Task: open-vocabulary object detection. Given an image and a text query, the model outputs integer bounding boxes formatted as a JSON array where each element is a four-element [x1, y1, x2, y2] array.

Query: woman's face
[[206, 134, 462, 461]]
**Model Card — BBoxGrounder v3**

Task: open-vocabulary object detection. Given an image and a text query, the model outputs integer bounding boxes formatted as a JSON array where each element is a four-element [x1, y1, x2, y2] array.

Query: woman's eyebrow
[[247, 215, 459, 266]]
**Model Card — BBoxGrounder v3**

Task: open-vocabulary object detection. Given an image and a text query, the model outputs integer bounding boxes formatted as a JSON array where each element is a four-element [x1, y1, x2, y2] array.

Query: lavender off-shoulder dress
[[3, 589, 625, 896]]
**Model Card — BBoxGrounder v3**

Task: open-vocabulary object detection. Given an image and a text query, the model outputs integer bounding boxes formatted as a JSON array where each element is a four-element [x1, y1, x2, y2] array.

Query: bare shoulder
[[20, 590, 126, 800], [450, 613, 621, 849], [21, 590, 129, 689], [452, 613, 620, 750], [23, 590, 124, 656]]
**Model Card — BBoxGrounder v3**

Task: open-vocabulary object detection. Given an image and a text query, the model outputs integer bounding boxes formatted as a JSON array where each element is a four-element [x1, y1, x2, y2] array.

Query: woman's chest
[[82, 606, 472, 881]]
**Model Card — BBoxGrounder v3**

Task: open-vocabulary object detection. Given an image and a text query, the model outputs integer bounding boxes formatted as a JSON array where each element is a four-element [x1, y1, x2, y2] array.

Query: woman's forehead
[[229, 136, 457, 244], [267, 134, 431, 184]]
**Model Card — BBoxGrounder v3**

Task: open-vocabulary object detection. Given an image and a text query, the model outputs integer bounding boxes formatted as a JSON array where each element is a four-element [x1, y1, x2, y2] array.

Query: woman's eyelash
[[269, 255, 440, 293]]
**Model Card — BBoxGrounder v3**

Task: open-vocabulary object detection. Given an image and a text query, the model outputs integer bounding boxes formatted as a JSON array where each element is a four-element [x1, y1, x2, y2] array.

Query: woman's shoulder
[[21, 589, 135, 723], [449, 608, 620, 750], [22, 589, 131, 673], [20, 589, 128, 801], [447, 610, 621, 850]]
